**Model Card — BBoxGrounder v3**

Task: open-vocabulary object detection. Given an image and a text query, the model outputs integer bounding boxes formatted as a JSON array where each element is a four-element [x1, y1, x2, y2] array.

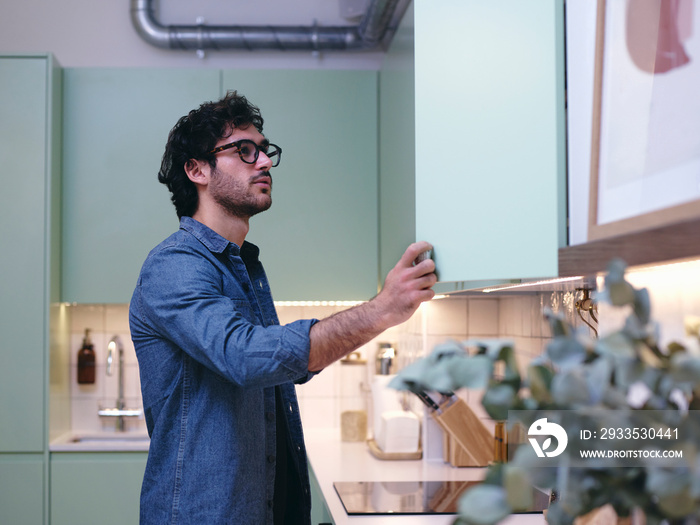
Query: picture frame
[[588, 0, 700, 241]]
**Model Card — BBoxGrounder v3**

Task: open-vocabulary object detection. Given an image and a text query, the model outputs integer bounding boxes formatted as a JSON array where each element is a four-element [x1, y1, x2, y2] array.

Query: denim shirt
[[129, 217, 318, 524]]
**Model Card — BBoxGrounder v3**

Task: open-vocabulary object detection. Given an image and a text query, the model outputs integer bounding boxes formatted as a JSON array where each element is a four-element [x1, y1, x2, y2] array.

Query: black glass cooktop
[[333, 480, 550, 515]]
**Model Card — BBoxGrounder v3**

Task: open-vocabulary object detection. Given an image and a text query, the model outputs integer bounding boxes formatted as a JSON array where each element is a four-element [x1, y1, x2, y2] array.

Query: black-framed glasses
[[209, 139, 282, 167]]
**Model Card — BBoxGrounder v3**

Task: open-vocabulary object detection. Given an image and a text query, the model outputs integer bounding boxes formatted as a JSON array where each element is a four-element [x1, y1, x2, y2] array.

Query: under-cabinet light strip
[[274, 300, 365, 307], [481, 276, 584, 293]]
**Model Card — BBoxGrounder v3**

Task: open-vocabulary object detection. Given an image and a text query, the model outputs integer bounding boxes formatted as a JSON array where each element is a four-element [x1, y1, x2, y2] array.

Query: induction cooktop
[[333, 480, 550, 515]]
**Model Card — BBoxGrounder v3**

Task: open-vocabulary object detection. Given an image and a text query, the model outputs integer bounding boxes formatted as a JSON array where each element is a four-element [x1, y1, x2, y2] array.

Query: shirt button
[[266, 412, 274, 422], [268, 455, 275, 464], [268, 500, 273, 509]]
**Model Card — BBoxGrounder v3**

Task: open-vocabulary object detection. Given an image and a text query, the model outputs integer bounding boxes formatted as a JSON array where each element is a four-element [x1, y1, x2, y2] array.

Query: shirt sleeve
[[131, 241, 318, 389]]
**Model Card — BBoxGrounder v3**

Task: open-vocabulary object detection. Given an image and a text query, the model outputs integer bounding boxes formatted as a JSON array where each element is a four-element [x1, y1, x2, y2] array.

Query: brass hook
[[575, 288, 598, 338]]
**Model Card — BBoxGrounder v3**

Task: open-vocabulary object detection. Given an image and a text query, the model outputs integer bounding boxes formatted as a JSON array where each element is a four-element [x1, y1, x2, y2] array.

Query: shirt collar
[[179, 216, 259, 259]]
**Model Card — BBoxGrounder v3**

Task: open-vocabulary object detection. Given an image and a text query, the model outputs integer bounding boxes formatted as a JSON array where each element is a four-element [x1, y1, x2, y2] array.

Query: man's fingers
[[400, 241, 433, 268]]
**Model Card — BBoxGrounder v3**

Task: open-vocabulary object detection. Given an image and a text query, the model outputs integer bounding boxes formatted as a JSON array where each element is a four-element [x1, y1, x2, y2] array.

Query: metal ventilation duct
[[130, 0, 411, 52]]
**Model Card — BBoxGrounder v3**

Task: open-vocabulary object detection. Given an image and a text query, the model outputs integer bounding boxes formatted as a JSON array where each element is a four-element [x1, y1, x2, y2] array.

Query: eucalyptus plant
[[390, 259, 700, 525]]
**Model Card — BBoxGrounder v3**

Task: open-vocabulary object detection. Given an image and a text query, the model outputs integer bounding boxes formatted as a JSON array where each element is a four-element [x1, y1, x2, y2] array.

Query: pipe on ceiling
[[130, 0, 411, 52]]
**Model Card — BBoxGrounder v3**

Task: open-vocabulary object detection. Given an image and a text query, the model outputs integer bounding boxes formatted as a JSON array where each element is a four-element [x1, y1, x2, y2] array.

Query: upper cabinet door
[[392, 0, 567, 287], [61, 69, 220, 303], [0, 55, 58, 452], [221, 70, 379, 301], [63, 69, 378, 303]]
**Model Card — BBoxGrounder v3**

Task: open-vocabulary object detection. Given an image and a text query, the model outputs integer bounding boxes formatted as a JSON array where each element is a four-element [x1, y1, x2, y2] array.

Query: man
[[129, 91, 436, 524]]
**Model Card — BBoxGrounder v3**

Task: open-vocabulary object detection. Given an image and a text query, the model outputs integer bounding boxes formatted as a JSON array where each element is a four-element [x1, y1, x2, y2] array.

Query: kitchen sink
[[51, 432, 150, 451], [71, 434, 150, 444]]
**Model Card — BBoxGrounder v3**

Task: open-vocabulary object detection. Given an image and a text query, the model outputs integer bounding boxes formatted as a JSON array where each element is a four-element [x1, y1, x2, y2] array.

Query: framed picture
[[588, 0, 700, 241]]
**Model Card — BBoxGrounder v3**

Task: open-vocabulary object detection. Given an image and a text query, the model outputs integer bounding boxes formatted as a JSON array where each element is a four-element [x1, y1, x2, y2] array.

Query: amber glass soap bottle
[[77, 328, 96, 384]]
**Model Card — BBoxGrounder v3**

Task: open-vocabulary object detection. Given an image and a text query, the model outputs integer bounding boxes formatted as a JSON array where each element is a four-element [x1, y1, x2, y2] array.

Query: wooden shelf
[[559, 217, 700, 277]]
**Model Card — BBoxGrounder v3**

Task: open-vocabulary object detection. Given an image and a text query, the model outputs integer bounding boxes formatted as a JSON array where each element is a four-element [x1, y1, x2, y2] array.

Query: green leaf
[[611, 357, 645, 391], [527, 365, 554, 404], [584, 357, 612, 405], [429, 340, 468, 363], [657, 488, 696, 518], [667, 341, 687, 355], [482, 461, 505, 486], [508, 443, 558, 488], [482, 384, 517, 420], [457, 484, 512, 525], [551, 369, 590, 405], [546, 337, 587, 371], [597, 332, 635, 359], [638, 343, 664, 369], [421, 356, 463, 393], [633, 287, 651, 325], [545, 500, 576, 525], [691, 457, 700, 499], [387, 358, 429, 391], [646, 467, 691, 502], [463, 339, 514, 362], [623, 316, 660, 346], [669, 353, 700, 385], [544, 308, 571, 338], [498, 344, 521, 383], [603, 259, 637, 307], [608, 280, 637, 307], [504, 465, 534, 511], [449, 354, 493, 390]]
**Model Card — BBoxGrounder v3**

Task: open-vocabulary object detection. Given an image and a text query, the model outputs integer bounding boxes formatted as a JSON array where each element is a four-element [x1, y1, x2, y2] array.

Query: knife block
[[431, 398, 494, 467]]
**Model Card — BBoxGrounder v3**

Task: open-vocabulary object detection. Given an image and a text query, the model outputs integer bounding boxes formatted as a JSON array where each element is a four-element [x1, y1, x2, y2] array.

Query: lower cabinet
[[50, 454, 330, 525], [309, 463, 334, 525], [0, 454, 44, 525], [50, 452, 147, 525]]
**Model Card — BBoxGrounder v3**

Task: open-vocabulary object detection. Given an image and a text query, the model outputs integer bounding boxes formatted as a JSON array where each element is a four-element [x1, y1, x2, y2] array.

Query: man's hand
[[307, 242, 437, 372], [371, 241, 437, 327]]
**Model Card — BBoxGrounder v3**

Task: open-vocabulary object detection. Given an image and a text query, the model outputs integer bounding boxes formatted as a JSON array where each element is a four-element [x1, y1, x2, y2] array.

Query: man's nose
[[256, 151, 273, 170]]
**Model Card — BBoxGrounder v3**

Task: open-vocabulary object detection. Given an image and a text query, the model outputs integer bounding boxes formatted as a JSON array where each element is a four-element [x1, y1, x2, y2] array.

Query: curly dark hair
[[158, 91, 265, 218]]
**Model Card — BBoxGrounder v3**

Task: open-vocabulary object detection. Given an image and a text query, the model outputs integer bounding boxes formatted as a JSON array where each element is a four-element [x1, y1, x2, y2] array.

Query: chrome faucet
[[107, 335, 126, 430], [98, 335, 142, 430]]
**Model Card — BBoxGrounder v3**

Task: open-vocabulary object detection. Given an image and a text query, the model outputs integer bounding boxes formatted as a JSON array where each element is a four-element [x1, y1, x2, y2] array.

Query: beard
[[209, 166, 272, 219]]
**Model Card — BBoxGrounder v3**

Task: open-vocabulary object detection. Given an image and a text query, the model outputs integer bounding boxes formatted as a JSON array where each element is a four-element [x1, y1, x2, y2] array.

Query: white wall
[[566, 0, 598, 245], [0, 0, 384, 69]]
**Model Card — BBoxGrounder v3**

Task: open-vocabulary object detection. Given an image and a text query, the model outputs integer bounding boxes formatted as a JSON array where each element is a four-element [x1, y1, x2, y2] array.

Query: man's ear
[[184, 159, 209, 185]]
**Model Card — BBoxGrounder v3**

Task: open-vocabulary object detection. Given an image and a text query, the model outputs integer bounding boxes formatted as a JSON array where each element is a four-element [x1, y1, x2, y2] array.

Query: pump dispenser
[[77, 328, 96, 384]]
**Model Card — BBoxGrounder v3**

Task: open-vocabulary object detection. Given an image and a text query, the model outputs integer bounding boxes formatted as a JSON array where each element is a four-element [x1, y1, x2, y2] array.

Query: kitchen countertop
[[305, 428, 547, 525]]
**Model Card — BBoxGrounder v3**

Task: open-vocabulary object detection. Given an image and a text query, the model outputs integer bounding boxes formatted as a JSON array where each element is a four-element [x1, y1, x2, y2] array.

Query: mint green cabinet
[[62, 69, 379, 303], [309, 462, 334, 524], [222, 70, 379, 301], [0, 455, 45, 525], [61, 68, 221, 303], [380, 1, 567, 289], [50, 452, 147, 525], [378, 9, 417, 283], [0, 54, 60, 452]]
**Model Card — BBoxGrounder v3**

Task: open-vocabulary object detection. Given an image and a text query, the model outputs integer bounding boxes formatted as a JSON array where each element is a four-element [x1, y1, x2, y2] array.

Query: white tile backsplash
[[425, 297, 468, 335], [67, 305, 145, 435], [468, 298, 499, 336], [62, 294, 558, 437]]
